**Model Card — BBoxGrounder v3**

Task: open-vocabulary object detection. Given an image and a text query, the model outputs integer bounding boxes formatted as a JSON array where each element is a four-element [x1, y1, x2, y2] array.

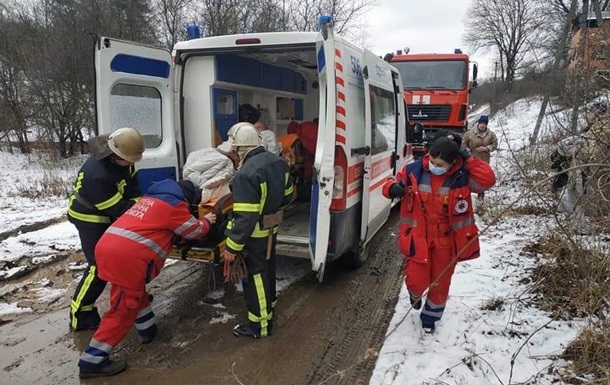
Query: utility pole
[[491, 61, 498, 113], [530, 0, 578, 145]]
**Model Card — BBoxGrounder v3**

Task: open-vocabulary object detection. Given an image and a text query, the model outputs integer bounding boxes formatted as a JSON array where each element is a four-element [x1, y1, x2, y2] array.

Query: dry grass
[[527, 235, 610, 319], [524, 233, 610, 383], [562, 320, 610, 383]]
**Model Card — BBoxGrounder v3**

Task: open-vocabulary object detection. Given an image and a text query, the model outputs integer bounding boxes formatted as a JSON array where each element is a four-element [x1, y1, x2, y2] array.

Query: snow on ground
[[0, 221, 80, 263], [0, 151, 84, 235], [369, 97, 587, 384]]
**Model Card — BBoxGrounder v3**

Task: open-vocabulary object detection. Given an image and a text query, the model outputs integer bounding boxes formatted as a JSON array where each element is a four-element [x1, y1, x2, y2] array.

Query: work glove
[[458, 148, 471, 161], [388, 181, 406, 199]]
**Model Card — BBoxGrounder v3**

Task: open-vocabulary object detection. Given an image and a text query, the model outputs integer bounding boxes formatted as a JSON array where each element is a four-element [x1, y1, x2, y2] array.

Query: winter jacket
[[382, 155, 496, 263], [95, 179, 212, 291], [67, 154, 140, 226], [462, 128, 498, 164], [182, 148, 236, 203], [225, 147, 294, 253]]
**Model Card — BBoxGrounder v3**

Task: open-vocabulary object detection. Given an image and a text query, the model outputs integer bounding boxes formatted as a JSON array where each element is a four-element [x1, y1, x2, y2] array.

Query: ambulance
[[94, 16, 413, 281]]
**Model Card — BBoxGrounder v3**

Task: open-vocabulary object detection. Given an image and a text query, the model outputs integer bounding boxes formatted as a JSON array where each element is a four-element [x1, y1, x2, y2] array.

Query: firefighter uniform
[[78, 179, 213, 377], [226, 146, 293, 337], [382, 154, 495, 331], [67, 153, 141, 330]]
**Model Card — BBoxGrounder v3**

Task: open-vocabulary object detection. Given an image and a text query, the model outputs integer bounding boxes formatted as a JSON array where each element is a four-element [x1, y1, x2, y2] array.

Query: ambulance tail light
[[330, 146, 347, 211]]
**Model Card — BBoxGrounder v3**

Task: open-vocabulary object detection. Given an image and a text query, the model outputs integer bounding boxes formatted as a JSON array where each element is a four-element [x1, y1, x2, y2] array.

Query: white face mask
[[429, 164, 448, 176]]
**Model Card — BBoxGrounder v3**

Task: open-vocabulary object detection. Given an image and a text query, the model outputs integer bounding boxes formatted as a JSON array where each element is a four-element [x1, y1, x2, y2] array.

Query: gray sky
[[367, 0, 494, 80]]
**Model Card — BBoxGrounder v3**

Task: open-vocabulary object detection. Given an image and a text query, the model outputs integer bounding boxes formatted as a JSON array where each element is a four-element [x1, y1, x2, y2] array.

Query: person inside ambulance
[[255, 120, 281, 155], [67, 127, 144, 332], [382, 137, 495, 334], [222, 122, 294, 339], [77, 179, 217, 378]]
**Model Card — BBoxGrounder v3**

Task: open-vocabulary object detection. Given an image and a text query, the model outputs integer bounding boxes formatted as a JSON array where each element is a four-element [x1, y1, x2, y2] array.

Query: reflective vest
[[383, 156, 495, 263], [67, 156, 140, 225]]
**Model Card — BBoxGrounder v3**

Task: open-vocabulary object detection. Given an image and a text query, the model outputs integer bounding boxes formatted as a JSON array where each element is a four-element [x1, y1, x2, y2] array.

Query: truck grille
[[407, 105, 452, 122]]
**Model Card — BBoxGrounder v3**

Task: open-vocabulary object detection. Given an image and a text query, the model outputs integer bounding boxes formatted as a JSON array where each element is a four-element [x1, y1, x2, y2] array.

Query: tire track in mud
[[0, 213, 404, 385], [106, 212, 404, 385]]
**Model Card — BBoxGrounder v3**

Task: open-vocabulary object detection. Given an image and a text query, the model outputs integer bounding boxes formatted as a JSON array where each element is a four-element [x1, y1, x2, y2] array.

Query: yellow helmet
[[107, 127, 144, 163]]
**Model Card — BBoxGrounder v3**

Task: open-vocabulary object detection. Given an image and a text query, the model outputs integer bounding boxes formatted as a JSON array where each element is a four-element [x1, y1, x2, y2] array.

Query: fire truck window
[[369, 86, 396, 156], [392, 60, 468, 91], [110, 84, 162, 148]]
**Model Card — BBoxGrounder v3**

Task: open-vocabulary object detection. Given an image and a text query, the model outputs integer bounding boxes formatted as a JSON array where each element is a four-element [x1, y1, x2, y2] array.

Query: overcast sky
[[367, 0, 495, 80]]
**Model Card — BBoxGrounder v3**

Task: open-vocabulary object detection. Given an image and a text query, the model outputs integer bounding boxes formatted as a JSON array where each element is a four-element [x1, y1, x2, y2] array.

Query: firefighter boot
[[233, 321, 273, 338], [79, 358, 127, 379], [70, 308, 101, 331]]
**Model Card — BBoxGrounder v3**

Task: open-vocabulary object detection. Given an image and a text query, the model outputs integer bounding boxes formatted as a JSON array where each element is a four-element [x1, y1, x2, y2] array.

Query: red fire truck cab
[[388, 49, 478, 157]]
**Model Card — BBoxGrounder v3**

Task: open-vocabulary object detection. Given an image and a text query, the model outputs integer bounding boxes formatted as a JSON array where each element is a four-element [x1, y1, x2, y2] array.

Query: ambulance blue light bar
[[454, 48, 463, 54], [319, 15, 333, 28]]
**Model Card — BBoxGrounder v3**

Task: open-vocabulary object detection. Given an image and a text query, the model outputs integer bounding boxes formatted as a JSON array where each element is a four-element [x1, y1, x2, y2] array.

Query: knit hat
[[478, 115, 489, 125], [177, 180, 201, 205]]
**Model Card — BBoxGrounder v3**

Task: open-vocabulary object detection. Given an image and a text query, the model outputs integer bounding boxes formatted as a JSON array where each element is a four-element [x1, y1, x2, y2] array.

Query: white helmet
[[227, 122, 261, 148], [107, 127, 144, 163]]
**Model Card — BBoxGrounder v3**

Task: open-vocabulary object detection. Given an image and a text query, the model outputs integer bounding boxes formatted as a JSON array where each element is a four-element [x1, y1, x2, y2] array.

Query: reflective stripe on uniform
[[89, 338, 113, 354], [175, 217, 197, 234], [233, 203, 261, 213], [399, 217, 418, 227], [95, 191, 123, 210], [67, 208, 111, 224], [452, 217, 475, 229], [71, 265, 98, 328], [182, 221, 205, 239], [226, 237, 245, 252], [253, 273, 270, 336], [135, 306, 155, 331], [105, 227, 170, 260], [284, 172, 294, 196], [259, 182, 267, 212], [68, 197, 111, 224]]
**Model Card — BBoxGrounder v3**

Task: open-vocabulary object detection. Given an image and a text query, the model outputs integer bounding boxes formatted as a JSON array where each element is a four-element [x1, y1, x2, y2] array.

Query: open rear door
[[360, 50, 399, 244], [309, 23, 337, 282], [95, 37, 178, 193]]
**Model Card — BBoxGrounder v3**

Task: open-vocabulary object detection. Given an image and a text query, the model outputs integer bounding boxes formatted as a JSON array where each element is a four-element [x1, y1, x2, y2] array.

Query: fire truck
[[387, 49, 478, 157]]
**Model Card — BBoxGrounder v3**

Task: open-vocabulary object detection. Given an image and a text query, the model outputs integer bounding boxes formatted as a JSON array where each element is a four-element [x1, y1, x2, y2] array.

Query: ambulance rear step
[[276, 235, 309, 259]]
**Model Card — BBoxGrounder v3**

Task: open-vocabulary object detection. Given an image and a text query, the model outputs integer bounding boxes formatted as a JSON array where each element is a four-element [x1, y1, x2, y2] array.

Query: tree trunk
[[571, 0, 590, 132], [531, 0, 578, 146]]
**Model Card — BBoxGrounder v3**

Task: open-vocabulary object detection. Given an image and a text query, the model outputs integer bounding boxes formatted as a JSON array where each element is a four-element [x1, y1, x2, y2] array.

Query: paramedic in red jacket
[[77, 179, 216, 378], [382, 137, 495, 334]]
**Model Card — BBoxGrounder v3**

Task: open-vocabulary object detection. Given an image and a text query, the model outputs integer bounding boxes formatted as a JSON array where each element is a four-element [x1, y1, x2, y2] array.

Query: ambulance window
[[369, 86, 395, 155], [216, 93, 235, 115], [110, 84, 162, 148]]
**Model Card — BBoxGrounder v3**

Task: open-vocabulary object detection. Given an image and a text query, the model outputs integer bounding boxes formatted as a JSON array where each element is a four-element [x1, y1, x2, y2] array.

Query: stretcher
[[169, 194, 234, 263]]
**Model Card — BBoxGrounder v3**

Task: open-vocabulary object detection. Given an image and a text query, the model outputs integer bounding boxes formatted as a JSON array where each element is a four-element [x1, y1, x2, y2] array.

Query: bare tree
[[153, 0, 193, 49], [464, 0, 545, 91]]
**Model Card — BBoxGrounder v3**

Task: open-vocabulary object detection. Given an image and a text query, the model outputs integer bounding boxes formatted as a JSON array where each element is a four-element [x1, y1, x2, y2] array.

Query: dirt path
[[0, 214, 403, 385]]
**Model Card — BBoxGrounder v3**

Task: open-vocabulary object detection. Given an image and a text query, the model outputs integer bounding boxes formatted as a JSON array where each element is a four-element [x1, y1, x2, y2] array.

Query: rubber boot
[[79, 359, 127, 379]]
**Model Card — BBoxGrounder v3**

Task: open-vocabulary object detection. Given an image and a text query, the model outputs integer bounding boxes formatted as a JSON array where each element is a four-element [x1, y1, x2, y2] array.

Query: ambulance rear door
[[309, 20, 337, 282], [360, 49, 398, 244], [95, 37, 178, 193]]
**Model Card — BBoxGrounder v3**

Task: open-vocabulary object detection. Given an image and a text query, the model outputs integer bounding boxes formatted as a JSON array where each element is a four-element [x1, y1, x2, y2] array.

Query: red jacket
[[382, 155, 495, 263], [95, 180, 211, 292]]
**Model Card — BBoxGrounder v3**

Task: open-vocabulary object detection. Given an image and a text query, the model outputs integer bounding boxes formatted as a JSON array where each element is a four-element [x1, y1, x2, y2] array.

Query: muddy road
[[1, 214, 403, 385]]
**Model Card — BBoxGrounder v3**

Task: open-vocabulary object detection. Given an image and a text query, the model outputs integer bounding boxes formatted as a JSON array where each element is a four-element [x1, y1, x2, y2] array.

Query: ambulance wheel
[[342, 243, 370, 269]]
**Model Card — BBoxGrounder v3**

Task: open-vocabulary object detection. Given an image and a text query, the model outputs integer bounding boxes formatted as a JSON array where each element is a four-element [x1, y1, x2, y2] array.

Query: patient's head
[[254, 121, 268, 132]]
